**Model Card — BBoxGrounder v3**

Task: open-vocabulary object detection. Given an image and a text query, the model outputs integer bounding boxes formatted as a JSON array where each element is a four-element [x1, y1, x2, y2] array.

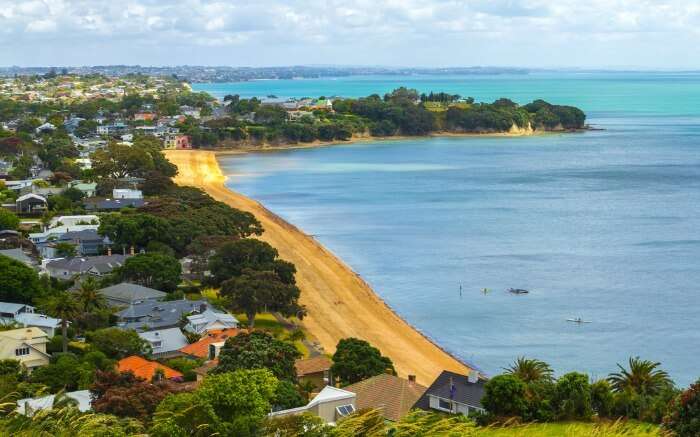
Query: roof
[[413, 370, 486, 411], [295, 356, 332, 377], [0, 302, 32, 314], [84, 198, 145, 210], [0, 327, 48, 341], [16, 390, 91, 415], [0, 249, 34, 266], [117, 299, 206, 331], [186, 308, 238, 331], [344, 374, 427, 421], [117, 355, 183, 381], [307, 385, 355, 408], [138, 327, 188, 354], [15, 313, 61, 329], [179, 328, 240, 358], [46, 255, 127, 275], [99, 282, 166, 305], [16, 193, 47, 203]]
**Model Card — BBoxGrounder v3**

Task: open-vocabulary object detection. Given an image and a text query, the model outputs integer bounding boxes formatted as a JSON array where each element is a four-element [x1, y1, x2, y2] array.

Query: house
[[295, 356, 333, 392], [269, 385, 356, 424], [84, 197, 145, 211], [35, 122, 56, 134], [184, 306, 238, 334], [179, 328, 240, 359], [112, 188, 142, 199], [0, 302, 62, 337], [138, 327, 188, 358], [45, 254, 128, 279], [49, 215, 99, 229], [36, 229, 109, 258], [164, 134, 191, 149], [116, 299, 208, 331], [16, 390, 91, 416], [0, 327, 50, 371], [345, 374, 428, 422], [117, 355, 183, 381], [96, 123, 128, 136], [413, 370, 486, 417], [98, 282, 167, 307], [70, 181, 97, 196], [134, 112, 156, 122], [29, 224, 100, 246], [180, 106, 200, 119], [15, 193, 47, 214]]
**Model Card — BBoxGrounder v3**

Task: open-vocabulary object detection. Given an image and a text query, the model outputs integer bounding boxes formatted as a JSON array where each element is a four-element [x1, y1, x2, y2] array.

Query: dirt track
[[165, 149, 471, 385]]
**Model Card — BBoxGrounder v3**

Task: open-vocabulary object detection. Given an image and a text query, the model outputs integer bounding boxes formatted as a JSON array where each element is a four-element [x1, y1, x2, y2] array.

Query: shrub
[[553, 372, 593, 420], [482, 374, 528, 418], [591, 379, 615, 418], [664, 379, 700, 436]]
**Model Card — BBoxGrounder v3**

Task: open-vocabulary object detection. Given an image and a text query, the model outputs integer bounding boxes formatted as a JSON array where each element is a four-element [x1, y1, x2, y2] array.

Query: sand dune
[[165, 149, 471, 385]]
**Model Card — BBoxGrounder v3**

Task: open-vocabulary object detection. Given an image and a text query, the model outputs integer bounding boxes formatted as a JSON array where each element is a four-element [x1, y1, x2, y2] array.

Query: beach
[[165, 149, 471, 385]]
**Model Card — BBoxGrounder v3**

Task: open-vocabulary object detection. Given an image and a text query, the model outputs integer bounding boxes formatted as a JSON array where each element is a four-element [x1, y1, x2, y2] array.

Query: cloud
[[0, 0, 699, 67]]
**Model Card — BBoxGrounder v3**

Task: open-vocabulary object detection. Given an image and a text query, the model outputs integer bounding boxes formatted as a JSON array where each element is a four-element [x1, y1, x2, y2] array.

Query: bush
[[482, 374, 528, 418], [591, 379, 615, 418], [0, 208, 19, 230], [553, 372, 593, 420], [664, 379, 700, 436]]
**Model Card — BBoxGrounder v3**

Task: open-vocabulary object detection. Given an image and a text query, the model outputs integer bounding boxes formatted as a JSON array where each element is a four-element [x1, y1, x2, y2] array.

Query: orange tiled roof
[[179, 328, 240, 358], [117, 355, 183, 381], [295, 356, 332, 377]]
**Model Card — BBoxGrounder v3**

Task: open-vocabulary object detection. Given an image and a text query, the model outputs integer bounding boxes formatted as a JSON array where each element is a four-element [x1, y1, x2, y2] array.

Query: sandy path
[[165, 149, 471, 385]]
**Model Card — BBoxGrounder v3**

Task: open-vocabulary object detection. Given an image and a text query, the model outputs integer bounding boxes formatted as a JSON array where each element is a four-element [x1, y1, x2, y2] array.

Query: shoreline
[[165, 149, 472, 385]]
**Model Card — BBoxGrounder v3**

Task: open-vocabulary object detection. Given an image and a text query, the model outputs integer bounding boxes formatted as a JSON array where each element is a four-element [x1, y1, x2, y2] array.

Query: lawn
[[474, 421, 665, 437]]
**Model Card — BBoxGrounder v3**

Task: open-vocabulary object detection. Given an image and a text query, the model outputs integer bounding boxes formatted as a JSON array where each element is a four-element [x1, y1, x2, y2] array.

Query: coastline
[[165, 149, 472, 385]]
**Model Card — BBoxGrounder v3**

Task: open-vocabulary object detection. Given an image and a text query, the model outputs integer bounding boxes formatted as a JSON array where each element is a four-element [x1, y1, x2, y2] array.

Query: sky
[[1, 0, 700, 69]]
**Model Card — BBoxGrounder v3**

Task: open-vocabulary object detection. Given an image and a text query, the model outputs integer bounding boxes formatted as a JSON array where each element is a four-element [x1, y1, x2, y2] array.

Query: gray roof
[[84, 198, 145, 210], [99, 282, 167, 305], [0, 248, 34, 266], [413, 370, 486, 410], [47, 254, 127, 275], [59, 229, 105, 242], [0, 302, 32, 314], [139, 328, 188, 354], [117, 299, 207, 331]]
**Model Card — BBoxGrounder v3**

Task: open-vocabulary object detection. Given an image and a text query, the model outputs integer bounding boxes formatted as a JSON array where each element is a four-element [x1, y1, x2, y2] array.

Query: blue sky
[[1, 0, 699, 69]]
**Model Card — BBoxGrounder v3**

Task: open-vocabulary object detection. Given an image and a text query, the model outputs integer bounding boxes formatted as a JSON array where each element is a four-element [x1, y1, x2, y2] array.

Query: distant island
[[187, 87, 587, 149]]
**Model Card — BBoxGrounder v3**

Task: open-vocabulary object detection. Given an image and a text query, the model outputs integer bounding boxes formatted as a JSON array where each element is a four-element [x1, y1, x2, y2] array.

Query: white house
[[112, 189, 143, 199], [139, 327, 188, 359], [269, 385, 357, 424], [184, 308, 239, 335], [48, 215, 99, 229], [0, 303, 62, 337]]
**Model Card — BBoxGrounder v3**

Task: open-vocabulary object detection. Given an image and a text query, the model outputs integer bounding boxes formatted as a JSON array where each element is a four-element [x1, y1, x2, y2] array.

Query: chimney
[[408, 374, 416, 385], [130, 245, 135, 256], [107, 246, 112, 256], [467, 370, 479, 384]]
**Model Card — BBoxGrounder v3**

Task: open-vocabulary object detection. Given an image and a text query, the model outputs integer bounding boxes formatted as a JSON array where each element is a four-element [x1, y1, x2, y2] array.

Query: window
[[15, 347, 30, 356], [336, 404, 355, 417], [151, 341, 162, 348], [438, 398, 452, 411]]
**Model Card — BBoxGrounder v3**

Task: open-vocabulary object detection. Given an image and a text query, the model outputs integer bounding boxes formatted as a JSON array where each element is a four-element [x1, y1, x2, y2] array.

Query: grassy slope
[[475, 422, 664, 437]]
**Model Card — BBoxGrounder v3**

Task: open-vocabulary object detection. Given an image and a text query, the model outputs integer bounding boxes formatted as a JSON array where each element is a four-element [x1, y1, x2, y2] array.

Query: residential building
[[96, 122, 128, 136], [0, 302, 62, 337], [116, 299, 208, 331], [29, 224, 100, 246], [84, 197, 145, 210], [413, 370, 486, 417], [180, 106, 200, 119], [48, 215, 99, 229], [98, 282, 167, 307], [70, 181, 97, 196], [112, 188, 143, 199], [16, 390, 91, 416], [184, 307, 238, 334], [15, 193, 47, 214], [269, 385, 356, 424], [164, 134, 191, 149], [138, 327, 188, 358], [117, 355, 183, 381], [295, 356, 332, 392], [179, 328, 240, 359], [36, 229, 109, 258], [345, 374, 428, 422], [45, 254, 128, 279], [0, 327, 50, 371], [35, 122, 56, 134], [134, 112, 156, 122]]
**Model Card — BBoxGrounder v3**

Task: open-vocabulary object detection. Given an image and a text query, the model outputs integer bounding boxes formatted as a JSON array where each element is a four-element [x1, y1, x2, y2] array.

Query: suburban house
[[116, 299, 208, 331], [0, 327, 50, 371], [117, 355, 183, 381], [295, 356, 333, 392], [344, 373, 428, 422], [164, 134, 191, 149], [0, 302, 61, 337], [15, 193, 47, 215], [84, 197, 145, 211], [184, 306, 239, 334], [36, 229, 109, 259], [112, 188, 143, 199], [413, 370, 486, 417], [138, 327, 188, 359], [98, 282, 167, 307], [179, 328, 240, 360], [16, 390, 91, 416], [269, 385, 356, 424], [69, 181, 97, 197], [45, 254, 128, 279], [48, 215, 99, 228], [29, 223, 100, 246]]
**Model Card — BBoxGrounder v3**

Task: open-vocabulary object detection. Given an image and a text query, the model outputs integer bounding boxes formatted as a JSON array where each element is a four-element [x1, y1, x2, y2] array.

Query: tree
[[0, 254, 43, 303], [29, 354, 85, 392], [86, 327, 151, 359], [115, 252, 182, 292], [481, 374, 528, 418], [220, 269, 303, 328], [331, 337, 395, 385], [273, 380, 306, 410], [664, 379, 700, 437], [53, 242, 77, 258], [608, 357, 672, 396], [91, 141, 155, 178], [208, 239, 296, 286], [590, 379, 615, 418], [40, 292, 80, 353], [0, 208, 19, 230], [553, 372, 593, 421], [215, 331, 300, 382], [504, 357, 554, 384], [74, 276, 106, 312]]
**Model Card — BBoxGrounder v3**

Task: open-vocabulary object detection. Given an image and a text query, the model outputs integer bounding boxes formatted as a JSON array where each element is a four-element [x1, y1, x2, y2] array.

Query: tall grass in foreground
[[476, 421, 667, 437]]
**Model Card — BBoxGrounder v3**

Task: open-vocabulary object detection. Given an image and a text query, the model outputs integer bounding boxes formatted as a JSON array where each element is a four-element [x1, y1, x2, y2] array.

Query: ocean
[[195, 72, 700, 386]]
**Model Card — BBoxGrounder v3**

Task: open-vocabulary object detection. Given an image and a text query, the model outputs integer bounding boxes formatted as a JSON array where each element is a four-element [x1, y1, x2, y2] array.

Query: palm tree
[[42, 292, 81, 353], [607, 356, 672, 395], [504, 357, 554, 383], [75, 277, 106, 312]]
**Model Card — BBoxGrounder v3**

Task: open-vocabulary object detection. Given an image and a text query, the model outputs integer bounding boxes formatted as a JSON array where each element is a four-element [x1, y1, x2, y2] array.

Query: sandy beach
[[165, 149, 471, 385]]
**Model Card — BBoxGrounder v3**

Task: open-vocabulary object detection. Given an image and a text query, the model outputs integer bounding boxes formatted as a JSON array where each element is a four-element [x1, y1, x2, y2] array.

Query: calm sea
[[195, 73, 700, 386]]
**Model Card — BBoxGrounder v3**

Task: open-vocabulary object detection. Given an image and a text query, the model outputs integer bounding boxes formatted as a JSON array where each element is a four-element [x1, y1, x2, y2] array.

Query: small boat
[[481, 288, 491, 294], [567, 318, 592, 324], [508, 288, 530, 294]]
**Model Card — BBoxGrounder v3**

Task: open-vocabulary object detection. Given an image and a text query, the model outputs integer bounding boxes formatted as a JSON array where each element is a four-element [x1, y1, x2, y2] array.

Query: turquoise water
[[202, 73, 700, 386]]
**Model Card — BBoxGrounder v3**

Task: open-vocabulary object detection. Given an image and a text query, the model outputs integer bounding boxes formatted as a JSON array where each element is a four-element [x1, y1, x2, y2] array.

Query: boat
[[508, 288, 530, 294], [567, 318, 592, 324]]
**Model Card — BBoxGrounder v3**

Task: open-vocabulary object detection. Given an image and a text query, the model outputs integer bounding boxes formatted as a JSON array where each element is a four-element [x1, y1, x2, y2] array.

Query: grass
[[235, 312, 310, 358], [474, 421, 665, 437]]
